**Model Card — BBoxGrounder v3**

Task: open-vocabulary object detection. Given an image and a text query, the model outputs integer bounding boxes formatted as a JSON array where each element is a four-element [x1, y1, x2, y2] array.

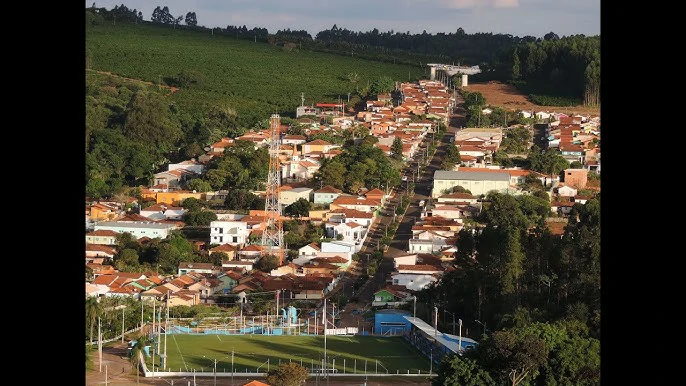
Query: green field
[[86, 23, 423, 126], [148, 334, 430, 373]]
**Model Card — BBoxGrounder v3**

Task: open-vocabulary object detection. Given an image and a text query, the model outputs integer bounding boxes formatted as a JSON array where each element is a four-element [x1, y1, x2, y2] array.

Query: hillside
[[85, 23, 422, 127]]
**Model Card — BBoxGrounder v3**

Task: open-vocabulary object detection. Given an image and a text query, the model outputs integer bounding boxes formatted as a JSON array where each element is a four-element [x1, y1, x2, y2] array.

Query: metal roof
[[403, 316, 478, 353], [95, 221, 177, 229], [434, 170, 510, 181]]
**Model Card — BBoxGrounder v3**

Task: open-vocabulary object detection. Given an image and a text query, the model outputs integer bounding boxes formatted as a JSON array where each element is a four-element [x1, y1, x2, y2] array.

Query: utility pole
[[323, 297, 327, 377], [98, 316, 102, 372], [276, 290, 280, 325], [165, 291, 169, 369], [121, 306, 125, 343], [433, 307, 438, 340]]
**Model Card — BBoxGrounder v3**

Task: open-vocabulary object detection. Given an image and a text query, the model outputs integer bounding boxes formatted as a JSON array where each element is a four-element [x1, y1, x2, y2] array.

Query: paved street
[[328, 91, 466, 311]]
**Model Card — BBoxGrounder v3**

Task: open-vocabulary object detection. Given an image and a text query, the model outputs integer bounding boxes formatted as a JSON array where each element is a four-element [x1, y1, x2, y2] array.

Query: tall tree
[[433, 354, 495, 386], [284, 198, 311, 218], [265, 362, 309, 386], [391, 137, 404, 160], [86, 297, 102, 343], [184, 11, 197, 26], [123, 91, 182, 155], [477, 330, 547, 386]]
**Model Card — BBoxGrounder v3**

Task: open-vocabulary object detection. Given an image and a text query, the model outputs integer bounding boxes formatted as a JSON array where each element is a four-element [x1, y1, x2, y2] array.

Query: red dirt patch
[[464, 81, 599, 116]]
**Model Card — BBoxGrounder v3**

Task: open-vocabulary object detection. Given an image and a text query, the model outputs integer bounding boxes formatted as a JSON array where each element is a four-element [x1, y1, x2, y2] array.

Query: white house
[[393, 254, 418, 268], [168, 159, 204, 174], [314, 186, 344, 205], [457, 145, 487, 158], [298, 243, 321, 257], [432, 170, 511, 198], [325, 221, 368, 245], [140, 203, 187, 221], [210, 219, 250, 246], [85, 230, 119, 245], [85, 282, 110, 298], [282, 134, 308, 146], [221, 260, 254, 272], [153, 169, 196, 189], [326, 209, 374, 227], [94, 221, 179, 240], [557, 185, 578, 197], [280, 187, 314, 206], [321, 240, 357, 256], [391, 272, 439, 291], [281, 160, 320, 182], [535, 111, 552, 121], [330, 196, 382, 213], [178, 262, 215, 276], [430, 205, 463, 220], [408, 237, 449, 254]]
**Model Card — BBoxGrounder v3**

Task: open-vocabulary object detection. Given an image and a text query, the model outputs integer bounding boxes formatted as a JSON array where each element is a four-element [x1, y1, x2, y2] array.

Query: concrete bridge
[[427, 63, 481, 86]]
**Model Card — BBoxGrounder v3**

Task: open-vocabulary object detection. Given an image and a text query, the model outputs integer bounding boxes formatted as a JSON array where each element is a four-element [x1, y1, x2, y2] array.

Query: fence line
[[88, 325, 143, 345]]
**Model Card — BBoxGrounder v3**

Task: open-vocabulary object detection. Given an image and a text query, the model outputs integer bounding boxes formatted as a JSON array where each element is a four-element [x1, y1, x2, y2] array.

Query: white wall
[[210, 220, 249, 245], [94, 223, 175, 240]]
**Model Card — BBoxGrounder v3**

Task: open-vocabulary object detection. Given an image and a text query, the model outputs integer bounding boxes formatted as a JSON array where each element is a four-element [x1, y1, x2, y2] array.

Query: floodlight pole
[[323, 297, 327, 377], [165, 291, 169, 369], [121, 306, 125, 343], [413, 296, 417, 319], [98, 316, 102, 372]]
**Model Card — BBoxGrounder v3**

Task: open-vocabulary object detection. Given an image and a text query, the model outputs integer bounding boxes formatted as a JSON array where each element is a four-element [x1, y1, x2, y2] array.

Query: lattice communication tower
[[261, 114, 285, 265]]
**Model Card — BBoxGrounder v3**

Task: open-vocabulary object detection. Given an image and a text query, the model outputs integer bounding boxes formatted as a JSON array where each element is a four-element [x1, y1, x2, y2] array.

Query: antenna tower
[[261, 114, 285, 265]]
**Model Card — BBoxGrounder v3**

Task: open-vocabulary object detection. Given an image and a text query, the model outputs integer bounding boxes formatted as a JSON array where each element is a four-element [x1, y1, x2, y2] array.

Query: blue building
[[374, 309, 412, 335]]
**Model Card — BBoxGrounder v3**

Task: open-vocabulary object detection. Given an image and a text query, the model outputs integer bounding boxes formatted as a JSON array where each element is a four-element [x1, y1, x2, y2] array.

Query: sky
[[87, 0, 600, 38]]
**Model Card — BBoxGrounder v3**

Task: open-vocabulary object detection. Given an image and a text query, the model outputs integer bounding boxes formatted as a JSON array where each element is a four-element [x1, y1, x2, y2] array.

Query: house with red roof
[[209, 138, 235, 153], [313, 185, 344, 204], [298, 242, 320, 258], [373, 286, 413, 306], [177, 262, 216, 276], [325, 221, 368, 246], [209, 243, 237, 260], [330, 196, 382, 213], [86, 244, 117, 264], [85, 230, 119, 245]]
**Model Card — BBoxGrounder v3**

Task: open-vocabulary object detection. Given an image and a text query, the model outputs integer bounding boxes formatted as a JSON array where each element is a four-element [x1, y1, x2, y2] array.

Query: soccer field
[[148, 335, 431, 373]]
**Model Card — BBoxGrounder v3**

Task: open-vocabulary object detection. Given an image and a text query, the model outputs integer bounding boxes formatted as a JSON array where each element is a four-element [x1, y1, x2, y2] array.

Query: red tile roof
[[241, 244, 264, 252], [86, 244, 117, 254], [211, 244, 238, 253], [397, 264, 444, 272], [316, 185, 343, 194]]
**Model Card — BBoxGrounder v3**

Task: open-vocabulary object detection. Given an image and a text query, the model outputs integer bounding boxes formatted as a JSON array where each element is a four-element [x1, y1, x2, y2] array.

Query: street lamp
[[458, 319, 463, 353], [433, 307, 438, 340], [443, 310, 456, 335], [412, 296, 417, 319], [203, 356, 218, 386], [474, 319, 488, 337]]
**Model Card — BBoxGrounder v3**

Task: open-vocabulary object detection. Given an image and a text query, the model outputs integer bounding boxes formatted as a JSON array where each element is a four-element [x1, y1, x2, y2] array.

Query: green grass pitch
[[148, 335, 431, 373]]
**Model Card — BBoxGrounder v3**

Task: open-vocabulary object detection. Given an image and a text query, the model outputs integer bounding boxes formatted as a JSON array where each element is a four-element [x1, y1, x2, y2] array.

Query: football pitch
[[148, 335, 431, 373]]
